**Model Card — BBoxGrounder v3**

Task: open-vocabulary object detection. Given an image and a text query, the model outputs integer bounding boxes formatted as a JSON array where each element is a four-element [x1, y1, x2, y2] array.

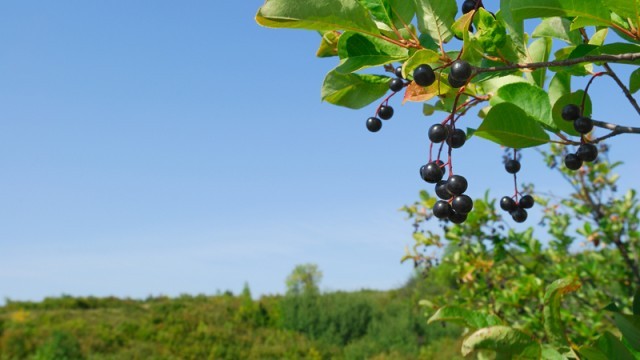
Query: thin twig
[[474, 53, 640, 74], [603, 63, 640, 117]]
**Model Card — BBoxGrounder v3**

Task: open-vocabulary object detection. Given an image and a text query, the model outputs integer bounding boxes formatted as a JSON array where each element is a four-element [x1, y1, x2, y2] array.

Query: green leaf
[[589, 27, 609, 46], [629, 69, 640, 94], [412, 0, 457, 44], [317, 31, 341, 57], [478, 75, 529, 95], [401, 49, 441, 79], [357, 0, 393, 27], [461, 326, 540, 358], [543, 278, 581, 346], [508, 0, 611, 28], [475, 103, 550, 148], [608, 1, 640, 31], [427, 306, 502, 329], [473, 8, 507, 55], [594, 331, 636, 360], [335, 32, 408, 73], [497, 4, 527, 62], [526, 37, 552, 88], [321, 70, 390, 109], [256, 0, 379, 33], [532, 17, 582, 45], [612, 313, 640, 351], [540, 345, 567, 360], [552, 91, 592, 136], [389, 0, 415, 28], [548, 73, 571, 106], [423, 103, 435, 116], [492, 83, 556, 131]]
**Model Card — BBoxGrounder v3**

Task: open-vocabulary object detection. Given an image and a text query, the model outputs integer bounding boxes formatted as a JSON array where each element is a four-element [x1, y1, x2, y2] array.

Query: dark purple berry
[[511, 208, 528, 223], [573, 117, 593, 134], [452, 194, 474, 214], [561, 104, 581, 121], [429, 124, 448, 143], [518, 195, 534, 209], [420, 162, 444, 183], [448, 75, 467, 88], [389, 78, 404, 92], [435, 180, 452, 200], [576, 143, 598, 162], [462, 0, 481, 14], [433, 200, 452, 219], [450, 60, 472, 83], [366, 117, 382, 132], [500, 196, 517, 212], [446, 175, 468, 195], [448, 211, 467, 224], [447, 129, 466, 148], [395, 66, 404, 79], [564, 153, 582, 170], [505, 159, 521, 174], [378, 105, 394, 120], [413, 64, 436, 87]]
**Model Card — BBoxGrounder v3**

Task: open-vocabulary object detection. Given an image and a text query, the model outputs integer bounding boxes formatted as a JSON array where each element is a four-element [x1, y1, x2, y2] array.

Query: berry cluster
[[498, 151, 535, 223], [561, 104, 599, 170], [500, 194, 534, 223], [462, 0, 482, 14], [421, 164, 473, 224]]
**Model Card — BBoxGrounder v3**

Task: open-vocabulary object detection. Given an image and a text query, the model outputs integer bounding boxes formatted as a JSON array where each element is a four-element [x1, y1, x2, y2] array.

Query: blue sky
[[0, 1, 639, 301]]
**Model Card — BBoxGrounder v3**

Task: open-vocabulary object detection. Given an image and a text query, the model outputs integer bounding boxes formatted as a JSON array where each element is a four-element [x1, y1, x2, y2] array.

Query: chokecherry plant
[[256, 0, 640, 226]]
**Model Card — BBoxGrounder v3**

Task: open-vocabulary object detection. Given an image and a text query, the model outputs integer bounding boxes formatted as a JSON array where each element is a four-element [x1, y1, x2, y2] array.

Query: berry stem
[[375, 91, 400, 116], [580, 72, 605, 114], [512, 148, 519, 201]]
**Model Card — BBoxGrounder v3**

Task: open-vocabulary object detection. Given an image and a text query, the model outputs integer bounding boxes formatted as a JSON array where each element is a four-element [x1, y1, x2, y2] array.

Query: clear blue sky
[[1, 1, 639, 301]]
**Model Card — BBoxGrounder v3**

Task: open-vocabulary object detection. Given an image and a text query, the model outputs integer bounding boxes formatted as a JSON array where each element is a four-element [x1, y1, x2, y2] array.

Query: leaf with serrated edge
[[475, 103, 550, 148]]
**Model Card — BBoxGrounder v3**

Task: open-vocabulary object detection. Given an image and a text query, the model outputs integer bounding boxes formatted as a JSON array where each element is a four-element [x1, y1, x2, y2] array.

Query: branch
[[475, 53, 640, 74], [592, 119, 640, 142], [603, 63, 640, 117]]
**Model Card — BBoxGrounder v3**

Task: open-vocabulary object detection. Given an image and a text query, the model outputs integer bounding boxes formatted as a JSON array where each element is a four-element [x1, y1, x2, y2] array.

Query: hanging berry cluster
[[498, 149, 535, 223]]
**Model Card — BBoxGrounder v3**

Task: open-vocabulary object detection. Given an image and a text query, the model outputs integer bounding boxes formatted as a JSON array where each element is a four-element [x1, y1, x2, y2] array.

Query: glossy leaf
[[412, 0, 457, 44], [475, 103, 550, 148], [543, 278, 581, 345], [532, 17, 582, 45], [335, 32, 408, 73], [321, 71, 390, 109], [256, 0, 379, 33], [492, 82, 556, 131], [461, 326, 540, 358]]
